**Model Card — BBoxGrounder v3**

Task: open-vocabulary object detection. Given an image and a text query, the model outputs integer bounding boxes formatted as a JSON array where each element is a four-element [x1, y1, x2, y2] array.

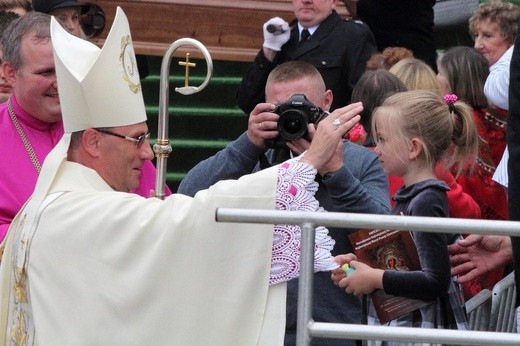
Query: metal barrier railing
[[216, 208, 520, 345]]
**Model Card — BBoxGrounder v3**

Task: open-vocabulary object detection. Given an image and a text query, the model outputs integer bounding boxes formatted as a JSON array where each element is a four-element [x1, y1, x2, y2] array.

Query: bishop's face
[[94, 122, 154, 192]]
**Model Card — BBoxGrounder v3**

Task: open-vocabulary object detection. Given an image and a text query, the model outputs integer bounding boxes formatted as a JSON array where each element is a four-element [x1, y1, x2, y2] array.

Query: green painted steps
[[142, 56, 250, 192], [141, 9, 495, 193]]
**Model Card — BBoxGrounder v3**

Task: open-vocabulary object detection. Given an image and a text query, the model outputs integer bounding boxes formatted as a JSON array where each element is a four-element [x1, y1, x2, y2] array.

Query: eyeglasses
[[94, 128, 150, 148]]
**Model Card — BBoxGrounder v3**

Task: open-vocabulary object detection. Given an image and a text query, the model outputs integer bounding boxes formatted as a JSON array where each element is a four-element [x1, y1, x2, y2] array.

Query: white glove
[[263, 17, 291, 52]]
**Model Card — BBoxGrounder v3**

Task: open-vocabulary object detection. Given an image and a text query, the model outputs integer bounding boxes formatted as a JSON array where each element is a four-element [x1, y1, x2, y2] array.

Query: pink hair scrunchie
[[443, 94, 458, 113]]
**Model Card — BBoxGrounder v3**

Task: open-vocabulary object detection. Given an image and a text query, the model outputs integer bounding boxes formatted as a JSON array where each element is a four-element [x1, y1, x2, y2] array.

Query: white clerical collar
[[298, 23, 318, 36]]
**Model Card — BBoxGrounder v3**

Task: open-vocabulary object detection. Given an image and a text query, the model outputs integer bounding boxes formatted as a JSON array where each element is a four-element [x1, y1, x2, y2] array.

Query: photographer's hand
[[247, 103, 280, 148]]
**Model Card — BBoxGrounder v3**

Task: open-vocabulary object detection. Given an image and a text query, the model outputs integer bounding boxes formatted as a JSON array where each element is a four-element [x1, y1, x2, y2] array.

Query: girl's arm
[[383, 231, 450, 300], [335, 188, 452, 300], [383, 189, 451, 301]]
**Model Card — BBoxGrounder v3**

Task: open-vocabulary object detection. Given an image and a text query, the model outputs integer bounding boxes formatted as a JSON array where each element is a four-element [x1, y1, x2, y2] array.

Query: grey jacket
[[178, 131, 390, 345]]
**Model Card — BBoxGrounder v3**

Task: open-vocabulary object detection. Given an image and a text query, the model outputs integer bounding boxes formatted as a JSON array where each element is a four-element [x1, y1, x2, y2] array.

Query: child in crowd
[[438, 45, 508, 298], [350, 69, 407, 146], [389, 58, 440, 96], [349, 69, 407, 204], [350, 70, 478, 218], [332, 90, 478, 343], [438, 46, 507, 221]]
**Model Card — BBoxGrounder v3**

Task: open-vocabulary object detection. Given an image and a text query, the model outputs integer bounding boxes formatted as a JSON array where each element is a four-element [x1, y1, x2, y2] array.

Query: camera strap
[[259, 148, 293, 170], [259, 152, 273, 170]]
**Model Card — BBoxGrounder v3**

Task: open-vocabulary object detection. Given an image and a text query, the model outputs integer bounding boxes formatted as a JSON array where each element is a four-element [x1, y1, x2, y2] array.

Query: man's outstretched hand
[[449, 234, 512, 284]]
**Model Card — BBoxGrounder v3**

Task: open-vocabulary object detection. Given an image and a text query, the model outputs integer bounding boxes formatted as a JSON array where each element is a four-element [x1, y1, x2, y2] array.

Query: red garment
[[455, 107, 508, 220], [385, 165, 481, 219], [453, 107, 508, 299], [435, 165, 481, 219], [387, 175, 403, 207]]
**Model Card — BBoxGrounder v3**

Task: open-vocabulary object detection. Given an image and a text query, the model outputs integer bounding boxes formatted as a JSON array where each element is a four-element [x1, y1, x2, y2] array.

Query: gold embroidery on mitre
[[120, 35, 141, 94]]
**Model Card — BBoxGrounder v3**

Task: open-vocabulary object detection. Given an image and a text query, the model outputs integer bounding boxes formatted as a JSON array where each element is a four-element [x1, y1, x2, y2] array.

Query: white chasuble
[[0, 161, 285, 345]]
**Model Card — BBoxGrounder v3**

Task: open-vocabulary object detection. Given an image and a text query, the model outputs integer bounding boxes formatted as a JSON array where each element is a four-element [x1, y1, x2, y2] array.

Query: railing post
[[296, 222, 316, 346]]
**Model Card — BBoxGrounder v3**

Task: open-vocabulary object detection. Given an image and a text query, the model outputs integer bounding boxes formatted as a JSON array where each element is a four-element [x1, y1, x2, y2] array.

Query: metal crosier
[[154, 38, 213, 199]]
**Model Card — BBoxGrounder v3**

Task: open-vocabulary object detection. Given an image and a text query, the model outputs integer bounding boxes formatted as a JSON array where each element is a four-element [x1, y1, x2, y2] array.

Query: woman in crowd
[[437, 45, 509, 298], [470, 0, 520, 114], [438, 46, 506, 220], [469, 1, 520, 192]]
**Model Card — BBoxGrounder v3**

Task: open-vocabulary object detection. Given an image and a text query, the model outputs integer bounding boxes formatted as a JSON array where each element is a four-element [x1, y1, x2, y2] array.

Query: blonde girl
[[332, 90, 479, 344]]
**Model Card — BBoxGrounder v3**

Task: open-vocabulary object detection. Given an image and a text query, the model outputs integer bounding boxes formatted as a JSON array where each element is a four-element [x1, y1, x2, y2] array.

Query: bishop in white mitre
[[0, 7, 344, 346]]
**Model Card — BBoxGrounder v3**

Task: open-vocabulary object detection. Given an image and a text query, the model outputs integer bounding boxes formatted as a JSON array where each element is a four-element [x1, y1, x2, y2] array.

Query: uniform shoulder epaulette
[[344, 18, 366, 25]]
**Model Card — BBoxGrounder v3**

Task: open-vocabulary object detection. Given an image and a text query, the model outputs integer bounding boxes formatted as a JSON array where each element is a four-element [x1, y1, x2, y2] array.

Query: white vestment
[[0, 160, 287, 345]]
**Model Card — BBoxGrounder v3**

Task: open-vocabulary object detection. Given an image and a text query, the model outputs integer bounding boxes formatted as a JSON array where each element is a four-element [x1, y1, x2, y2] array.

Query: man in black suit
[[236, 0, 377, 115]]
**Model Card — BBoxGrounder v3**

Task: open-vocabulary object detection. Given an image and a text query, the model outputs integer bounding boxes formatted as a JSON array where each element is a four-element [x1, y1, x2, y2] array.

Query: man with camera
[[179, 61, 390, 346]]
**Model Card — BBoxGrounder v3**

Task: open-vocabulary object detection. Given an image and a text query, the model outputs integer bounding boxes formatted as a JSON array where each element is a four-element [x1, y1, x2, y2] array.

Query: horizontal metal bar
[[216, 208, 520, 345], [309, 322, 520, 345], [216, 208, 520, 237]]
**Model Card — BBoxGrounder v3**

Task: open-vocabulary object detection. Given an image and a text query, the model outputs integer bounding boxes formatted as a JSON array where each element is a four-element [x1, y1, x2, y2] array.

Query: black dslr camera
[[265, 94, 328, 149]]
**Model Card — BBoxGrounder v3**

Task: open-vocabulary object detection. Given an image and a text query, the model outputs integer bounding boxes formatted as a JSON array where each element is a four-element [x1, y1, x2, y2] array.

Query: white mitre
[[29, 7, 147, 205], [52, 6, 147, 132]]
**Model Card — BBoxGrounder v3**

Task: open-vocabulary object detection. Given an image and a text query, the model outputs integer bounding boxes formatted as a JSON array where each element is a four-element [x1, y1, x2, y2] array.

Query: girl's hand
[[337, 260, 384, 296], [331, 253, 357, 285]]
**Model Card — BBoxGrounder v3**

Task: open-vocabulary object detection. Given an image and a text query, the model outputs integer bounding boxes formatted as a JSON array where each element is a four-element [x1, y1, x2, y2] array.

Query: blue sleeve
[[322, 143, 390, 215], [177, 132, 264, 197]]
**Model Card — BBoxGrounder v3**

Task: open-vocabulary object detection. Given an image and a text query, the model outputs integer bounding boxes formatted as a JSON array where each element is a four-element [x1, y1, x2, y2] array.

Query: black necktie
[[299, 29, 310, 44]]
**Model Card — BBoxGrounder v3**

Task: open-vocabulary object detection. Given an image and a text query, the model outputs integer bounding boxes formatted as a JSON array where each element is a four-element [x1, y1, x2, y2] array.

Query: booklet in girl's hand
[[348, 229, 429, 323]]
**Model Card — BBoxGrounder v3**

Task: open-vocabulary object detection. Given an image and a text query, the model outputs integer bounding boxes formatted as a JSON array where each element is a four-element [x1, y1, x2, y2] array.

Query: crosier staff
[[154, 38, 213, 199]]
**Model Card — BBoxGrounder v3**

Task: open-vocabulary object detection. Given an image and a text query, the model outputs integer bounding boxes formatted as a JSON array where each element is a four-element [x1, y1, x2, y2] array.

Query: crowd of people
[[0, 0, 520, 345]]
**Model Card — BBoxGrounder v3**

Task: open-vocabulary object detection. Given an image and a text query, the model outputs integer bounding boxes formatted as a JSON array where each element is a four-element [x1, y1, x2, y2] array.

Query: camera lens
[[278, 109, 308, 141]]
